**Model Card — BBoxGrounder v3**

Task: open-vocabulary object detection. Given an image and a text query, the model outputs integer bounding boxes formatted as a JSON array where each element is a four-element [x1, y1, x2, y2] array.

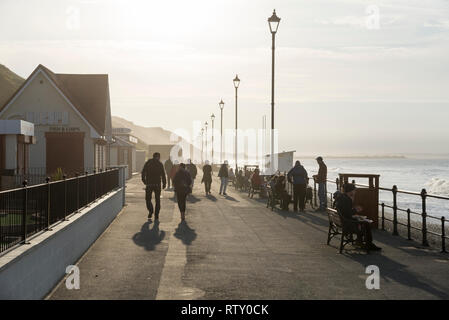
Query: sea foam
[[425, 178, 449, 196]]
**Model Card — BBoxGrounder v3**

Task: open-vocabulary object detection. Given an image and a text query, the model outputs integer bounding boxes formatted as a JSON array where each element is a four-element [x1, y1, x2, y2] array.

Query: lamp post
[[268, 9, 280, 173], [233, 75, 240, 172], [205, 121, 208, 162], [219, 99, 224, 163], [201, 127, 204, 164], [211, 114, 215, 164]]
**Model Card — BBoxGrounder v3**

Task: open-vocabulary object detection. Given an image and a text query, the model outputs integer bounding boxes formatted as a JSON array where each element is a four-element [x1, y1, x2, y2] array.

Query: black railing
[[318, 178, 449, 253], [0, 168, 120, 255]]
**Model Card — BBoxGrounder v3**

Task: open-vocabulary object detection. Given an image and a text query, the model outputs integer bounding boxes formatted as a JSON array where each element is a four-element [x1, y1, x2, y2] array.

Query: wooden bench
[[326, 208, 369, 254]]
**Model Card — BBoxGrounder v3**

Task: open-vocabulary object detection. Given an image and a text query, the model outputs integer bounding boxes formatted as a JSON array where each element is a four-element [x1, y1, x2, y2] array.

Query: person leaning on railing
[[334, 183, 382, 251], [313, 156, 327, 212]]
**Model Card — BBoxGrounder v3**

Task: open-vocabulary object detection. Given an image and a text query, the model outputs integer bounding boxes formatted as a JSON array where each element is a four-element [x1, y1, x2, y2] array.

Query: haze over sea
[[298, 156, 449, 220]]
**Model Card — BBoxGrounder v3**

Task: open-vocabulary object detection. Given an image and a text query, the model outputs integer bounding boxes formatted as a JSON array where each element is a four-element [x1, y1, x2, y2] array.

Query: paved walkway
[[48, 174, 449, 300]]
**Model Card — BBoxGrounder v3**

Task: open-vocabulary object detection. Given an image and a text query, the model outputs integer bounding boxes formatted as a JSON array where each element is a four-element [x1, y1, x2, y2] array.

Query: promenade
[[48, 174, 449, 300]]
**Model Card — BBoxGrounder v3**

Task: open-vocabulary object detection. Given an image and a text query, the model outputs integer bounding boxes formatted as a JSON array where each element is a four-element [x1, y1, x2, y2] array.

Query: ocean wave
[[425, 178, 449, 196]]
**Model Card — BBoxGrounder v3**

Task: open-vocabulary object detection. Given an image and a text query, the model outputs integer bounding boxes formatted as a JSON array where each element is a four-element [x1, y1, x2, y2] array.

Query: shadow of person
[[132, 221, 165, 251], [224, 195, 239, 202], [187, 194, 201, 203], [206, 194, 217, 202], [174, 221, 197, 246]]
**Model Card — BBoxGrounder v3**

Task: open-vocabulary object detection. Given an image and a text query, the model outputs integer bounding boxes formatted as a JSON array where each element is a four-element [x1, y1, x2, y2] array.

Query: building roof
[[110, 135, 135, 148], [0, 64, 110, 136]]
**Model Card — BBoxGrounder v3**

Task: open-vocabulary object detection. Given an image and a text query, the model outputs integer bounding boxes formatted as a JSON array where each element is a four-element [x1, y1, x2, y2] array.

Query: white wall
[[0, 187, 124, 300]]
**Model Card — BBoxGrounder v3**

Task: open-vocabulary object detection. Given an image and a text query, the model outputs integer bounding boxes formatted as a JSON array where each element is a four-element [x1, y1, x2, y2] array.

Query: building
[[0, 64, 113, 178], [109, 128, 138, 179], [0, 120, 35, 190]]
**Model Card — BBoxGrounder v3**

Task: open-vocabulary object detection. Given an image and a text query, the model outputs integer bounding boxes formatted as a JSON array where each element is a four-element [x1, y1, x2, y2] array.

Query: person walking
[[287, 161, 309, 212], [186, 159, 197, 192], [202, 160, 213, 195], [164, 157, 173, 189], [173, 163, 192, 221], [313, 156, 328, 212], [218, 160, 229, 196], [141, 152, 167, 221]]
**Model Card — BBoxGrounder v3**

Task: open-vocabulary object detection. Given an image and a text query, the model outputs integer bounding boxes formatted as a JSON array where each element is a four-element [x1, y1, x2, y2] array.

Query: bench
[[326, 208, 369, 254]]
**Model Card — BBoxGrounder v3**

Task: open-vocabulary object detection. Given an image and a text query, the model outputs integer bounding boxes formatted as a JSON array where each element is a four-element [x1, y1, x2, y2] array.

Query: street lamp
[[201, 127, 204, 164], [205, 121, 208, 162], [219, 99, 225, 163], [233, 74, 240, 172], [268, 9, 280, 173], [211, 113, 215, 164]]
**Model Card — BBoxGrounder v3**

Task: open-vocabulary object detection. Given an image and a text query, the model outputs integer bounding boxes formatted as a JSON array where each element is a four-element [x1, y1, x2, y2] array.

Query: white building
[[0, 64, 113, 178]]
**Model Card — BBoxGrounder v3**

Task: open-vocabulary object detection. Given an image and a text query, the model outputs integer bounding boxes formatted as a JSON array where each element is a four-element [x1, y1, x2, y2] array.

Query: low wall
[[0, 187, 124, 300]]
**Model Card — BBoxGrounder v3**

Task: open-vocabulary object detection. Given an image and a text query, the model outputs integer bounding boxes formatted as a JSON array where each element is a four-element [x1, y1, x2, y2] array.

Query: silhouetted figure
[[275, 175, 290, 210], [287, 160, 308, 212], [218, 161, 229, 195], [141, 152, 166, 221], [173, 163, 192, 221], [313, 156, 328, 212], [186, 159, 197, 193], [164, 158, 173, 189], [335, 183, 381, 251], [202, 160, 213, 195]]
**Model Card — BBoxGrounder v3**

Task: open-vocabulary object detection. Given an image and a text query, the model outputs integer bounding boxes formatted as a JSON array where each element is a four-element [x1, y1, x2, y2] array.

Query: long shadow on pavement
[[132, 221, 166, 251], [346, 251, 449, 299], [174, 221, 197, 245]]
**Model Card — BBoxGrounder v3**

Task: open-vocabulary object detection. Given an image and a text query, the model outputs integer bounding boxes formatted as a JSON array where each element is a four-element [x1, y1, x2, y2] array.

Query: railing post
[[22, 180, 30, 244], [407, 209, 411, 240], [93, 169, 97, 202], [381, 203, 385, 231], [63, 175, 68, 221], [85, 171, 90, 207], [46, 177, 52, 231], [76, 173, 80, 213], [421, 188, 429, 247], [313, 180, 318, 207], [392, 185, 398, 236], [441, 216, 447, 253]]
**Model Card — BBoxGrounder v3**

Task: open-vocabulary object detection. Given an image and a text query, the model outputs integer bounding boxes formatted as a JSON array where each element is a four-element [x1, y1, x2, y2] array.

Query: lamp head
[[268, 9, 281, 34], [233, 74, 240, 89]]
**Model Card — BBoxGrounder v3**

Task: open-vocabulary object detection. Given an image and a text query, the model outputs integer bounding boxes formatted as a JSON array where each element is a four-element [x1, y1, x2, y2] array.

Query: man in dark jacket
[[173, 163, 192, 221], [287, 161, 308, 212], [335, 183, 381, 251], [164, 158, 173, 189], [218, 161, 229, 195], [141, 152, 167, 221], [313, 156, 328, 212]]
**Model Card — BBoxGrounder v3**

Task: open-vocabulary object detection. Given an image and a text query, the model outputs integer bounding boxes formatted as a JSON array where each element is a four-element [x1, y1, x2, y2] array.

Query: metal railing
[[317, 177, 449, 253], [0, 168, 121, 255]]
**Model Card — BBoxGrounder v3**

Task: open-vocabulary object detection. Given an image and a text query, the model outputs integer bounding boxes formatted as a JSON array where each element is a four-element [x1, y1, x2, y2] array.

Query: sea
[[296, 157, 449, 220]]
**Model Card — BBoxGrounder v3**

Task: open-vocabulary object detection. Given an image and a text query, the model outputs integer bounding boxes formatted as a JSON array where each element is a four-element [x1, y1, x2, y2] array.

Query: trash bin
[[339, 174, 380, 229]]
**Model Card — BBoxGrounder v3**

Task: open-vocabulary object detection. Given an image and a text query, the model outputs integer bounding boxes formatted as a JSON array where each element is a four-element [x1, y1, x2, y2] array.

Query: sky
[[1, 0, 449, 156]]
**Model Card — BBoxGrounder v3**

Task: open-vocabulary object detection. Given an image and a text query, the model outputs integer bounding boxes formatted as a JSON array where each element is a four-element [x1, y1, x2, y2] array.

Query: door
[[46, 132, 85, 176]]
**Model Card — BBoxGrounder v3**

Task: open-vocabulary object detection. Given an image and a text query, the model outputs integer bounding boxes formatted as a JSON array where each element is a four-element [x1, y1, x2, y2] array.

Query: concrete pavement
[[47, 174, 449, 300]]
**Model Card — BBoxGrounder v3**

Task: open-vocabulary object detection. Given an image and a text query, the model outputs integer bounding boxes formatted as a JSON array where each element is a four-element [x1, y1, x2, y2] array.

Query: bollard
[[22, 180, 30, 244], [381, 203, 385, 231], [421, 189, 429, 247], [407, 209, 411, 240], [441, 216, 447, 253], [392, 185, 398, 236]]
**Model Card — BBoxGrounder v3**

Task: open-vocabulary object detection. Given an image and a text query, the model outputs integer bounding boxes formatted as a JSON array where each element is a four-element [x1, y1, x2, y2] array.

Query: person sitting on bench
[[275, 175, 290, 210], [334, 183, 381, 251], [250, 168, 263, 190]]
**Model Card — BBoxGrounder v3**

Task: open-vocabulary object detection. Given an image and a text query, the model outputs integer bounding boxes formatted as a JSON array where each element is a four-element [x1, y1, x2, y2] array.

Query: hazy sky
[[1, 0, 449, 156]]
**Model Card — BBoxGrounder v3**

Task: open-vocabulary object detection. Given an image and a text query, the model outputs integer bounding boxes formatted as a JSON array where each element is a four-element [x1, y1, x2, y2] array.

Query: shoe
[[223, 193, 227, 196]]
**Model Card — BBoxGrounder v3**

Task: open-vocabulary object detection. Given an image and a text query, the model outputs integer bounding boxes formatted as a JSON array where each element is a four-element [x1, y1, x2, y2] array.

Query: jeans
[[293, 184, 306, 211], [318, 182, 327, 210], [145, 185, 161, 218], [220, 177, 228, 194]]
